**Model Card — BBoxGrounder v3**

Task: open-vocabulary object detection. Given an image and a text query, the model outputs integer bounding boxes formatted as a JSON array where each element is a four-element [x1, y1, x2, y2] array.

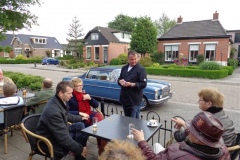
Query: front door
[[103, 47, 108, 63]]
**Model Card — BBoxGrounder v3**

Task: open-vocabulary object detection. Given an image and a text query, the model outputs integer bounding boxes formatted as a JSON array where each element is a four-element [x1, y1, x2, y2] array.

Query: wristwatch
[[131, 83, 134, 87]]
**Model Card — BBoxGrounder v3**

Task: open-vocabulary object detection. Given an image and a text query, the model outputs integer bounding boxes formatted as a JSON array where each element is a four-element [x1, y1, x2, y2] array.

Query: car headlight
[[155, 89, 159, 99]]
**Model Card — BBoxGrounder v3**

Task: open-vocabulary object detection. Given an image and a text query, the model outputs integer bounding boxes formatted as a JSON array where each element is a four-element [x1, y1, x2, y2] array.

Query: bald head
[[43, 78, 53, 89]]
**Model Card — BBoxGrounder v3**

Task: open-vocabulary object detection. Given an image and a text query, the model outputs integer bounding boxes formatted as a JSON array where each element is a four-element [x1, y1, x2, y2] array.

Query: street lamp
[[220, 52, 223, 65]]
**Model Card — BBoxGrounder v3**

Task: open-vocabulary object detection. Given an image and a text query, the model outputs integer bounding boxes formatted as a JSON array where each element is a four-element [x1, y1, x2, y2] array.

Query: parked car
[[42, 58, 60, 65], [62, 67, 172, 111]]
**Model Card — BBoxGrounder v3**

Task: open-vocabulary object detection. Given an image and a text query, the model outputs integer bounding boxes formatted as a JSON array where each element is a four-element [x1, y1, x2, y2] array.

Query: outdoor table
[[16, 91, 35, 103], [80, 114, 162, 145]]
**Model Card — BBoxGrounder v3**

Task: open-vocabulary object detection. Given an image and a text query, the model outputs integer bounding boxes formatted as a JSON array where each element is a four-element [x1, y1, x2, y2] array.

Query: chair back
[[2, 104, 25, 129], [230, 132, 240, 160], [21, 114, 41, 150]]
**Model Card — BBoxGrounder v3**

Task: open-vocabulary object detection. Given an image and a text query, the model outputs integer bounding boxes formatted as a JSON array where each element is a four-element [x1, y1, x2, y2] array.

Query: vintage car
[[62, 67, 172, 111], [42, 58, 60, 65]]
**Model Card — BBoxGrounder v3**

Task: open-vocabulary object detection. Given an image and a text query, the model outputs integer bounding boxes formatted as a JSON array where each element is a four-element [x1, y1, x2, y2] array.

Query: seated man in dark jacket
[[36, 81, 88, 160], [132, 111, 230, 160]]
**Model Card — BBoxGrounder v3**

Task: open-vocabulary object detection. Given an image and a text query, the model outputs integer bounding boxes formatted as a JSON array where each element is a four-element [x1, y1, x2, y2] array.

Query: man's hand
[[119, 79, 126, 86], [172, 117, 187, 129], [81, 147, 87, 157], [132, 128, 145, 142], [79, 112, 89, 120], [83, 94, 91, 100]]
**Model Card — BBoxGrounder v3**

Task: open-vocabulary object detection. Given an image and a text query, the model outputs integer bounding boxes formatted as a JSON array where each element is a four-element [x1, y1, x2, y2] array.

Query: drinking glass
[[92, 117, 98, 131], [128, 123, 134, 139], [82, 90, 86, 94]]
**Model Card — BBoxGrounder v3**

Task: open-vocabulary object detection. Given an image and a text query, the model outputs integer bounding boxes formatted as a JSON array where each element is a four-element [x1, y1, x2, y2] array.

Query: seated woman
[[0, 69, 14, 95], [67, 77, 107, 155], [172, 88, 236, 147]]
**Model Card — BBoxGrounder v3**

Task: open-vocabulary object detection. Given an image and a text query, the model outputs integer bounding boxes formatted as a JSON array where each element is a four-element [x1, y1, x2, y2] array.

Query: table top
[[16, 91, 35, 99], [80, 114, 162, 145]]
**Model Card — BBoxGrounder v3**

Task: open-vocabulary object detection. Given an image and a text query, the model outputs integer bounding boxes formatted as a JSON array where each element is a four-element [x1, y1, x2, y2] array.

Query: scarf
[[206, 106, 223, 114], [72, 89, 91, 115]]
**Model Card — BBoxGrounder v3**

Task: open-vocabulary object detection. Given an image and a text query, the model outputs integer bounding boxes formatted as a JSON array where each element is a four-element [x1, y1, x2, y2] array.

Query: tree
[[0, 46, 4, 53], [66, 16, 85, 58], [154, 13, 176, 37], [130, 16, 158, 57], [108, 14, 138, 33], [0, 0, 41, 41], [4, 45, 12, 54]]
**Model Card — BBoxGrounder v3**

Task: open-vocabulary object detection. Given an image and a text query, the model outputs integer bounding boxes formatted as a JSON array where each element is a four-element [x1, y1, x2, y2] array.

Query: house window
[[34, 38, 47, 44], [165, 45, 179, 61], [234, 33, 240, 43], [91, 33, 99, 40], [15, 48, 22, 56], [94, 47, 99, 60], [205, 44, 216, 61], [4, 52, 9, 57], [189, 45, 199, 62], [87, 47, 91, 60]]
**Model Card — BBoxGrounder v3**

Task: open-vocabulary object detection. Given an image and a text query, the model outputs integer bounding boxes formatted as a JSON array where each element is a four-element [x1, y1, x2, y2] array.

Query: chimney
[[213, 11, 219, 20], [177, 16, 183, 23]]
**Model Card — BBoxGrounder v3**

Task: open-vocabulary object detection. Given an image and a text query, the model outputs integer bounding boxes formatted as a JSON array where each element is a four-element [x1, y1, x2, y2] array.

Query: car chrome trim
[[148, 93, 173, 105]]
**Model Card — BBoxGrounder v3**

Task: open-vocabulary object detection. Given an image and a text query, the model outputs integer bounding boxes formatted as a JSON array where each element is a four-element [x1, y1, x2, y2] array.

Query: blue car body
[[42, 58, 60, 65], [62, 67, 172, 110]]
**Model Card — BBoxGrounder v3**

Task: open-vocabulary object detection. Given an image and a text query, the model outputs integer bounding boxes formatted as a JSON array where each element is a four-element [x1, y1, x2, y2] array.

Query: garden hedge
[[3, 71, 44, 90], [0, 60, 42, 64], [145, 67, 228, 79]]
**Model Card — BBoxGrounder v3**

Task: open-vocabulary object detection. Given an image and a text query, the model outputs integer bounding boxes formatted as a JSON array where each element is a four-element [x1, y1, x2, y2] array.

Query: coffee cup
[[149, 119, 157, 125]]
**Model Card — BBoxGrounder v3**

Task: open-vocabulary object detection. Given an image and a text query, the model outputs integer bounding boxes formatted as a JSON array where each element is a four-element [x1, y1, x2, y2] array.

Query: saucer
[[147, 122, 158, 127]]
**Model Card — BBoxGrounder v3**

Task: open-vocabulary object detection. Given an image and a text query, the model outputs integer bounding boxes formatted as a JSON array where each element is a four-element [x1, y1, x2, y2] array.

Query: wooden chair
[[0, 104, 25, 153], [228, 132, 240, 160], [21, 114, 55, 160]]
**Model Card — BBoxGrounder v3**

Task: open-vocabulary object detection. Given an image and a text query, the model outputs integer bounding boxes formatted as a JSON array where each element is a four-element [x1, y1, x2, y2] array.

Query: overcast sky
[[9, 0, 240, 44]]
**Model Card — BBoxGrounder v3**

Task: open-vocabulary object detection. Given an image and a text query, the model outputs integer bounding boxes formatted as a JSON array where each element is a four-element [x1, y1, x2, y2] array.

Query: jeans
[[122, 105, 140, 119], [68, 122, 88, 147]]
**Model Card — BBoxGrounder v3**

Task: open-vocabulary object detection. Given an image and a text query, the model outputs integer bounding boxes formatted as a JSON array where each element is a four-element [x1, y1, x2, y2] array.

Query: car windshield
[[86, 70, 111, 81]]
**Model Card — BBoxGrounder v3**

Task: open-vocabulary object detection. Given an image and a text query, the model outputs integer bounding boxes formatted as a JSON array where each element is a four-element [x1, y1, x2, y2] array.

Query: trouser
[[68, 122, 88, 147], [122, 105, 140, 119]]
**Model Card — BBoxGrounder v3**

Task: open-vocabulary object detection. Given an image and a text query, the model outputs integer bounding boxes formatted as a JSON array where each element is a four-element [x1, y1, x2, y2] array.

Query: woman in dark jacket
[[67, 77, 107, 155]]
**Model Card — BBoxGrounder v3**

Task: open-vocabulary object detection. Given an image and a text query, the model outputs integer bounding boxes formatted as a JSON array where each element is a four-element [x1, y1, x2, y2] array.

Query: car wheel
[[47, 62, 50, 65], [140, 96, 148, 111]]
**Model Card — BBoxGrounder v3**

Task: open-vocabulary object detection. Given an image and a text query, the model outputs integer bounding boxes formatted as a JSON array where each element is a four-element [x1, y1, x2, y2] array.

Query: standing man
[[25, 78, 55, 114], [118, 50, 147, 119], [36, 81, 88, 160]]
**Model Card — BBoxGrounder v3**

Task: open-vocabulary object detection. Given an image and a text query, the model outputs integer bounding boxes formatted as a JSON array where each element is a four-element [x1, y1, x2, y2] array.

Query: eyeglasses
[[198, 99, 205, 102], [75, 85, 83, 88]]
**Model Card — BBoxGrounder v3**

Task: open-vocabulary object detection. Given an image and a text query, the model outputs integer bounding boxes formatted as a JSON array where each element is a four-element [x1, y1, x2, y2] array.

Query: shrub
[[198, 62, 223, 70], [88, 61, 96, 66], [46, 50, 51, 57], [110, 58, 122, 65], [186, 66, 198, 69], [228, 59, 238, 69], [152, 63, 160, 67], [169, 63, 178, 68], [118, 53, 128, 64], [223, 66, 234, 75], [15, 55, 27, 60], [98, 64, 106, 67], [196, 54, 204, 65], [151, 51, 164, 65], [28, 56, 42, 60], [138, 56, 153, 67]]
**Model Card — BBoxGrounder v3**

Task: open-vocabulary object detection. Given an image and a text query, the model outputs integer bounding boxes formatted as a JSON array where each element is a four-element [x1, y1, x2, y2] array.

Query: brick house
[[158, 12, 232, 66], [83, 26, 130, 64], [227, 30, 240, 59], [0, 34, 15, 58]]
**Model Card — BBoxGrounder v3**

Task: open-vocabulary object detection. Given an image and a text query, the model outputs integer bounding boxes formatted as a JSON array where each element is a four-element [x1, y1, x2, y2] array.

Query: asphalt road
[[1, 64, 240, 131]]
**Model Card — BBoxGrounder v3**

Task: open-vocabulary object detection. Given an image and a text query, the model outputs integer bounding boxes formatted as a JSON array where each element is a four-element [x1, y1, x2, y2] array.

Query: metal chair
[[0, 104, 25, 153], [20, 114, 55, 160], [228, 132, 240, 160]]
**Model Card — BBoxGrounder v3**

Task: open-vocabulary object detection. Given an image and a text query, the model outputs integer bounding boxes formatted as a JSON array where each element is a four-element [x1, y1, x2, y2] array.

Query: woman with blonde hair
[[172, 88, 236, 147], [67, 77, 107, 155]]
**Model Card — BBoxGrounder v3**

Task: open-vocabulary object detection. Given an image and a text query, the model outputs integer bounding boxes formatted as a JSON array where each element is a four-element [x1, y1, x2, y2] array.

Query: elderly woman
[[0, 69, 14, 95], [172, 88, 236, 147], [67, 77, 107, 155]]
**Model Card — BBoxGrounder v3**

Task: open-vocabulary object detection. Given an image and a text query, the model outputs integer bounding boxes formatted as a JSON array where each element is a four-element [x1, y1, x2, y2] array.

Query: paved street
[[0, 64, 240, 160]]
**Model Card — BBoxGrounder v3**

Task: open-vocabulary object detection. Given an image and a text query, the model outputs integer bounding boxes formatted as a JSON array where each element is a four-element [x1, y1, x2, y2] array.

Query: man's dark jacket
[[36, 95, 84, 157], [118, 63, 147, 106]]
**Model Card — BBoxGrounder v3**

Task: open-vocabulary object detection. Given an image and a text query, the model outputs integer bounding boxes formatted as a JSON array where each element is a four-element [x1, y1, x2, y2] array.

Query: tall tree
[[154, 13, 176, 37], [108, 14, 138, 33], [66, 16, 84, 58], [0, 0, 41, 41], [130, 16, 158, 57]]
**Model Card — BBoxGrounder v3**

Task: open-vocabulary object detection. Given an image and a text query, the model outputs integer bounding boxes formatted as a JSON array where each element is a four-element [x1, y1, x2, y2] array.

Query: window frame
[[91, 33, 99, 40], [94, 46, 100, 61], [204, 44, 216, 61], [188, 44, 199, 62], [164, 45, 179, 61], [86, 47, 91, 60]]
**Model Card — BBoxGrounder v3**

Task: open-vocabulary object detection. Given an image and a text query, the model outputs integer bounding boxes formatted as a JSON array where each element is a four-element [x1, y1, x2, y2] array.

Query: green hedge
[[4, 71, 44, 90], [223, 66, 233, 75], [145, 67, 228, 79], [0, 60, 42, 64]]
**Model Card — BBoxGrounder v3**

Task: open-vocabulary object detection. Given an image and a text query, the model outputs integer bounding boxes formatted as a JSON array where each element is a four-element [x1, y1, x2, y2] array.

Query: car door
[[83, 70, 111, 99]]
